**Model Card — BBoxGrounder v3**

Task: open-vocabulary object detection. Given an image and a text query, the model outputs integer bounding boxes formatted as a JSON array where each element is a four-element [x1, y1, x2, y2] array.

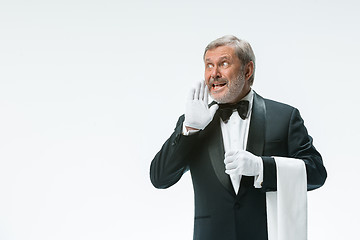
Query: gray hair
[[204, 35, 256, 85]]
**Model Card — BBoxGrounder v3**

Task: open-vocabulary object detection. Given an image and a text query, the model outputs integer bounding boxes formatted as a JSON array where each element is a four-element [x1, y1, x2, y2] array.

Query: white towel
[[266, 157, 307, 240]]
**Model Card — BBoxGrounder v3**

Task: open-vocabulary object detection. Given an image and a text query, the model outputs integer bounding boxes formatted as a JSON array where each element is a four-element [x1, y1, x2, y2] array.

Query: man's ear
[[244, 61, 254, 81]]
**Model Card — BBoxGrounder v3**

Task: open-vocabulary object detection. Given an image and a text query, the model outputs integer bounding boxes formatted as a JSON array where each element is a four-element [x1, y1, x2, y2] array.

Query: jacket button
[[234, 202, 241, 209]]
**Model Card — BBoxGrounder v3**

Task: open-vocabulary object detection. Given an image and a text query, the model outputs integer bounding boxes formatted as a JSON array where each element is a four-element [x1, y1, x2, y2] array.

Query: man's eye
[[207, 64, 214, 68], [222, 62, 229, 67]]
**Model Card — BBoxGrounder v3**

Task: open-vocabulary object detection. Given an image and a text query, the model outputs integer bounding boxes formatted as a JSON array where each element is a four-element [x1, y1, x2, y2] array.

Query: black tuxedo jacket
[[150, 92, 327, 240]]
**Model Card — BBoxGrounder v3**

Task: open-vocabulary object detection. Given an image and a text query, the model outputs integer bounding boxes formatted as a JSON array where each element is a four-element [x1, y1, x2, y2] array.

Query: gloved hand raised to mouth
[[184, 81, 219, 131]]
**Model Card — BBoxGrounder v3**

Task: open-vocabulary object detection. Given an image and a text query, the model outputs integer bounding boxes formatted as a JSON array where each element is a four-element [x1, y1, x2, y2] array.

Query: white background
[[0, 0, 359, 239]]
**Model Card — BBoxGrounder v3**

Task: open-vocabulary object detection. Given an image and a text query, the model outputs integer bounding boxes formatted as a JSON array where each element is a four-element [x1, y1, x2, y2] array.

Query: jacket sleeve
[[262, 108, 327, 192], [150, 115, 200, 189]]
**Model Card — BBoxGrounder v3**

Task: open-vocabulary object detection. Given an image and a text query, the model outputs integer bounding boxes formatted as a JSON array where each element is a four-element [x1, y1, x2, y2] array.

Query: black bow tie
[[218, 100, 249, 122]]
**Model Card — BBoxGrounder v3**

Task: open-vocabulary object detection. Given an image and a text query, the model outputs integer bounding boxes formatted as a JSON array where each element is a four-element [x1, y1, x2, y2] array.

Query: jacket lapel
[[246, 91, 266, 156], [237, 91, 267, 197], [207, 113, 235, 195]]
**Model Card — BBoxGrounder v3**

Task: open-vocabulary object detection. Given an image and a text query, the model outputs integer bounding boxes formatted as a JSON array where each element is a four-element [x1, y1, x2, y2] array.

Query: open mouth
[[212, 82, 227, 91]]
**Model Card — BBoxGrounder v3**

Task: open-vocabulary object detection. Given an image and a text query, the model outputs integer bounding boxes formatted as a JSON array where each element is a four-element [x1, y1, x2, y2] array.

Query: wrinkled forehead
[[204, 45, 237, 62]]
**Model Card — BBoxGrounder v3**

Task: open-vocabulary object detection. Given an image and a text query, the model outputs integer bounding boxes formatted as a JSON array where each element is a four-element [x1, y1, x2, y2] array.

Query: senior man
[[150, 35, 327, 240]]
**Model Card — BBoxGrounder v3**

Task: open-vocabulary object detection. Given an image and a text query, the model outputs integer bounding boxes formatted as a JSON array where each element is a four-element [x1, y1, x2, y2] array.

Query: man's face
[[204, 45, 250, 104]]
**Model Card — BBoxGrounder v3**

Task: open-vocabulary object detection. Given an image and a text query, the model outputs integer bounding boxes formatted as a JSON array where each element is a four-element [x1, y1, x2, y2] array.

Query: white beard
[[210, 72, 246, 104]]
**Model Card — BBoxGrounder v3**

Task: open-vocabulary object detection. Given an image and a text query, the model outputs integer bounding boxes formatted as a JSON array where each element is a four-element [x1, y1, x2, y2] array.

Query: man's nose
[[210, 66, 221, 79]]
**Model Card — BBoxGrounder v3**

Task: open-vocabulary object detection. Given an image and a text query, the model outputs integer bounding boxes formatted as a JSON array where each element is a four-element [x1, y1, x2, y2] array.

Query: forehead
[[204, 45, 236, 62]]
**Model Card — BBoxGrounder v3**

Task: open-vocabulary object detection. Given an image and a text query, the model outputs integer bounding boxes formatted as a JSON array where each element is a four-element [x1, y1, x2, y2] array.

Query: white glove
[[224, 150, 262, 176], [184, 81, 219, 130]]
